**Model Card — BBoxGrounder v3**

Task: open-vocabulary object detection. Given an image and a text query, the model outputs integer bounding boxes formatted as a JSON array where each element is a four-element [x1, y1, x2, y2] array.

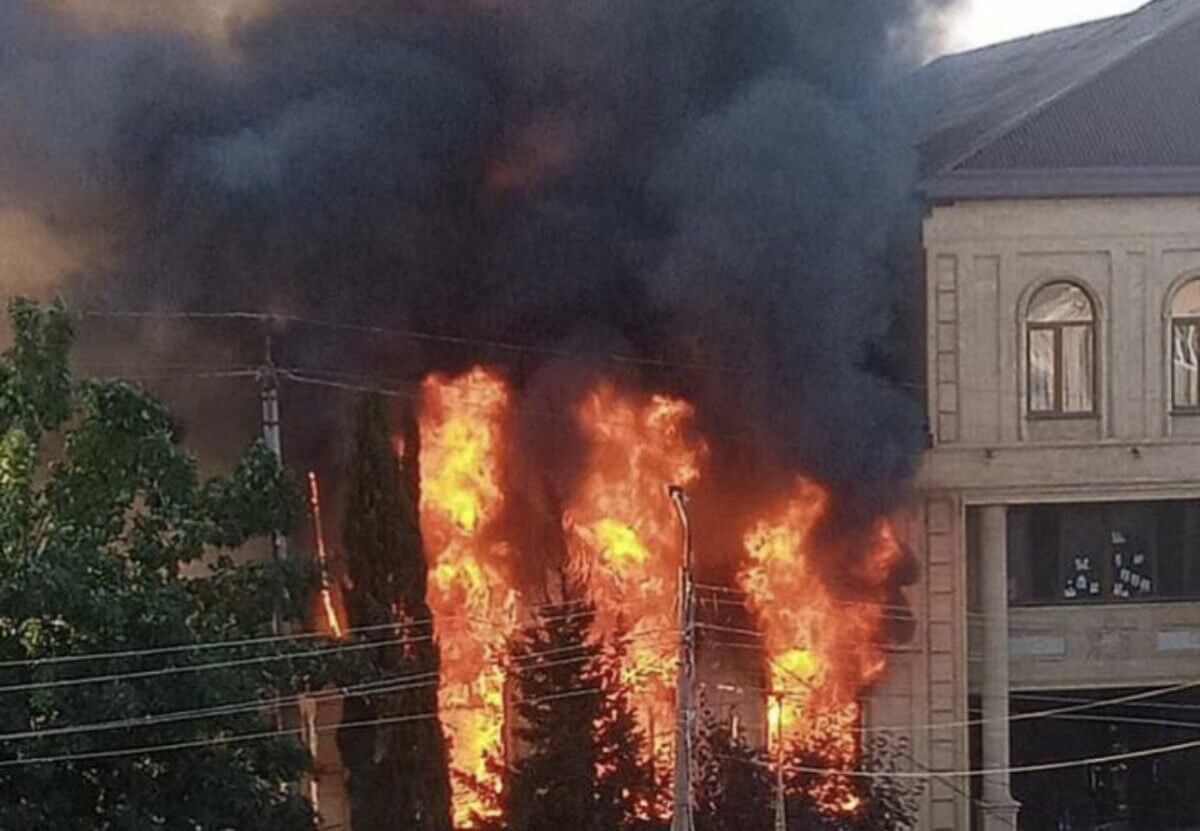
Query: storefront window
[[1007, 500, 1200, 605]]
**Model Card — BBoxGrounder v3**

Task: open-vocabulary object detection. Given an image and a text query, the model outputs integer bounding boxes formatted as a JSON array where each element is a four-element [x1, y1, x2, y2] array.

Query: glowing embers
[[563, 384, 707, 789], [419, 367, 514, 827], [740, 478, 901, 815]]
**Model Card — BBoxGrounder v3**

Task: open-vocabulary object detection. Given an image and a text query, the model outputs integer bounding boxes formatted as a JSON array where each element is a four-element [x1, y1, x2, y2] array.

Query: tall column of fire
[[418, 368, 514, 828]]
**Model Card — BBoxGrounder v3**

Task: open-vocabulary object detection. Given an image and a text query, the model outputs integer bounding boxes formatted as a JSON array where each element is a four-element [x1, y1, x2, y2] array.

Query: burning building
[[0, 0, 956, 829], [406, 365, 911, 826]]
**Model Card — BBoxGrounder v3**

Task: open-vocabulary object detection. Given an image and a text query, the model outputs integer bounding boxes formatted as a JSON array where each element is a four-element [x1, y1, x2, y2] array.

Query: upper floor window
[[1027, 282, 1096, 415], [1171, 280, 1200, 411]]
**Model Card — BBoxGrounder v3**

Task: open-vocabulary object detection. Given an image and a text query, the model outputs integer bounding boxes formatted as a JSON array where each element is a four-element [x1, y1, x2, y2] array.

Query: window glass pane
[[1029, 283, 1093, 323], [1029, 328, 1055, 412], [1188, 505, 1200, 597], [1172, 280, 1200, 317], [1156, 502, 1184, 599], [1106, 505, 1153, 601], [1061, 325, 1094, 412], [1173, 321, 1200, 409], [1059, 505, 1103, 601], [1009, 500, 1200, 605], [1008, 506, 1061, 603]]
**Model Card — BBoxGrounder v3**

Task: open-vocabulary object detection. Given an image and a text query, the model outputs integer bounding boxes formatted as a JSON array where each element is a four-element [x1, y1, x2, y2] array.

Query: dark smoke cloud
[[0, 0, 947, 525]]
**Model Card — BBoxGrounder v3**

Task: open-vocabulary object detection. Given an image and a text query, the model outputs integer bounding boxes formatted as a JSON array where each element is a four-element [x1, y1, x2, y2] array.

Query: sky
[[942, 0, 1148, 53], [36, 0, 1156, 61]]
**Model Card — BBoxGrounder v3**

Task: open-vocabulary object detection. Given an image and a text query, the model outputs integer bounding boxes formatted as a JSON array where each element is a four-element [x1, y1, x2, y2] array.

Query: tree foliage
[[694, 720, 773, 831], [503, 592, 659, 831], [783, 733, 922, 831], [0, 299, 324, 830], [335, 393, 452, 831], [693, 714, 922, 831]]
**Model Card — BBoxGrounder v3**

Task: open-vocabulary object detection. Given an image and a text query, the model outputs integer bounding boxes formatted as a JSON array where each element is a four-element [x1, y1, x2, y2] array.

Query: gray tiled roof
[[914, 0, 1200, 198]]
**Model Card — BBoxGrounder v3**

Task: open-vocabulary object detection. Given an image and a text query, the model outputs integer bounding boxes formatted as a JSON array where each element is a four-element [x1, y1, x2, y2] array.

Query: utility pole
[[258, 329, 293, 740], [261, 331, 288, 563], [772, 692, 787, 831], [668, 485, 696, 831]]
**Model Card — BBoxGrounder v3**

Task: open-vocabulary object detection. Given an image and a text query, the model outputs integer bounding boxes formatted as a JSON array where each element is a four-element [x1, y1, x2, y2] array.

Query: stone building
[[877, 2, 1200, 830]]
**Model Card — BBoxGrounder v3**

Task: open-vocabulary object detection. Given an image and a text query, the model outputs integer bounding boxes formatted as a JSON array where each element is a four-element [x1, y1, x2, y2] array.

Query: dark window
[[1027, 283, 1096, 415], [1008, 500, 1200, 605]]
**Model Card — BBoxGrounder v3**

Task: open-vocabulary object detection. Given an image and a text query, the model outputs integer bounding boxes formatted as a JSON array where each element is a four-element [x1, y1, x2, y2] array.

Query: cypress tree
[[505, 590, 659, 831], [594, 635, 664, 831], [337, 393, 452, 831], [505, 596, 601, 831]]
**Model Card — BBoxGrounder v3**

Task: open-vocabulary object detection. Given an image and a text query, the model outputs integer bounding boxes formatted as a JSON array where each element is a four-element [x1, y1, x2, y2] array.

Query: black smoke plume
[[0, 0, 946, 561]]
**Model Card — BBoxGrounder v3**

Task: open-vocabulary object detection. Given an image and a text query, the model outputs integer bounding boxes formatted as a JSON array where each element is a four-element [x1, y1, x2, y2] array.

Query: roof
[[914, 0, 1200, 199]]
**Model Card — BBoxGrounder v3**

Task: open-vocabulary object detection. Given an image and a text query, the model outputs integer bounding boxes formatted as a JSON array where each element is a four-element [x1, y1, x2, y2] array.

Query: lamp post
[[668, 485, 696, 831], [772, 691, 787, 831]]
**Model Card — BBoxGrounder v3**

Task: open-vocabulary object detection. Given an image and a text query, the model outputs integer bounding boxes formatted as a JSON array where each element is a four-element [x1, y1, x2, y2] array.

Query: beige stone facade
[[876, 196, 1200, 831]]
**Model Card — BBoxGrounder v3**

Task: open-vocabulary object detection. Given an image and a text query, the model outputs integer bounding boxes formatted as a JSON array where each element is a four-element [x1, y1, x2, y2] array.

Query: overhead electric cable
[[0, 601, 634, 673], [0, 683, 611, 769], [0, 632, 675, 743]]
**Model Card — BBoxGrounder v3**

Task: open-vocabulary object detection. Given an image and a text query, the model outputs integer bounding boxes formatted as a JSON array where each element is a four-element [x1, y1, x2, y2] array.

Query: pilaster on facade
[[976, 506, 1019, 831], [922, 494, 970, 831]]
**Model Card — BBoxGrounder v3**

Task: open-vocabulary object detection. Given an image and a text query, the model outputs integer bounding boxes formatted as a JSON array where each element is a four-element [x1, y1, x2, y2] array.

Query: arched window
[[1027, 282, 1095, 415], [1171, 280, 1200, 410]]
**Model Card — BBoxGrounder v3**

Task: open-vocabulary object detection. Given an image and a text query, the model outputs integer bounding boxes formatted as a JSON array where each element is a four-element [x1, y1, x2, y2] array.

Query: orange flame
[[419, 367, 514, 827], [563, 384, 707, 791], [306, 471, 345, 639], [739, 478, 901, 815], [407, 367, 900, 821]]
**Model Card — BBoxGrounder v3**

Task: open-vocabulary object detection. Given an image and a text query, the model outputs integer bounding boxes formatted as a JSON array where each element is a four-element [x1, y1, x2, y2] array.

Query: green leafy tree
[[335, 393, 452, 831], [504, 594, 658, 831], [0, 299, 322, 830]]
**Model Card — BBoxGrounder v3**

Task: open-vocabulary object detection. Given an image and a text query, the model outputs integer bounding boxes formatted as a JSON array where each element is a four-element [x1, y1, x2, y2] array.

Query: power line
[[695, 664, 1200, 737], [0, 632, 675, 744], [0, 672, 441, 744], [0, 684, 610, 770], [0, 619, 436, 670], [858, 677, 1200, 735], [722, 728, 1200, 780], [1012, 690, 1200, 713], [75, 309, 813, 384], [893, 743, 1018, 831], [7, 630, 1198, 778], [984, 710, 1200, 733], [0, 601, 634, 674], [278, 368, 808, 456], [0, 708, 444, 770], [0, 632, 436, 695]]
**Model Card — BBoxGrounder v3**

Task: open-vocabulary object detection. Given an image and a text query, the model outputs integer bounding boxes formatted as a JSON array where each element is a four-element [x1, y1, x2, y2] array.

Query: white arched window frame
[[1170, 279, 1200, 411], [1026, 282, 1096, 416]]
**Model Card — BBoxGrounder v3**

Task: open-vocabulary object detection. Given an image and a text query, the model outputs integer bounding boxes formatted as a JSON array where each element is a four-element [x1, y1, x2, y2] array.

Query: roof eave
[[921, 166, 1200, 202]]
